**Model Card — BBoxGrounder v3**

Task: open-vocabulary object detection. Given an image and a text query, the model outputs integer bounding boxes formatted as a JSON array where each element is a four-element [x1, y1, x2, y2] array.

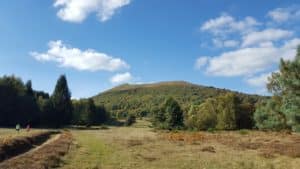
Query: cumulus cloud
[[246, 72, 272, 87], [200, 14, 259, 49], [31, 40, 129, 72], [110, 72, 133, 84], [213, 38, 239, 48], [223, 40, 239, 48], [205, 47, 277, 76], [54, 0, 131, 23], [242, 29, 293, 47], [201, 14, 260, 35], [196, 38, 300, 77], [198, 7, 300, 93], [268, 6, 300, 22], [195, 57, 209, 69]]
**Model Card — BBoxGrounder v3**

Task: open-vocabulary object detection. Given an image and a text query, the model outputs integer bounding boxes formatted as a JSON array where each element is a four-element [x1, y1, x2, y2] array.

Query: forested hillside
[[93, 81, 265, 118]]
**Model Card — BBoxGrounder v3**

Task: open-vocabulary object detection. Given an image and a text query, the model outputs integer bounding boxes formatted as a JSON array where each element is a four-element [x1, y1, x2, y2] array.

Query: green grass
[[61, 131, 112, 169], [238, 129, 250, 135]]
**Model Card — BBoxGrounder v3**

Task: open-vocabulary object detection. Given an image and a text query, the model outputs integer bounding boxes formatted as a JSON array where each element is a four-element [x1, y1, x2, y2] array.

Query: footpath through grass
[[61, 130, 112, 169]]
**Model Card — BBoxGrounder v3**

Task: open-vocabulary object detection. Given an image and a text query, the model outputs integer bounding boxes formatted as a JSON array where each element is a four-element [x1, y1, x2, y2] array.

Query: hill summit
[[92, 81, 262, 117]]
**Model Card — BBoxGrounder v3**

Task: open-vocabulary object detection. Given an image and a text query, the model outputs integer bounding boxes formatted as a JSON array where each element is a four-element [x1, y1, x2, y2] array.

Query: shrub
[[125, 115, 136, 126]]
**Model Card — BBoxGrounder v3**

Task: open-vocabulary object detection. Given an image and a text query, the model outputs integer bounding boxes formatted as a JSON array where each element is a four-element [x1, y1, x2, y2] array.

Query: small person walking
[[16, 123, 20, 132], [26, 124, 31, 132]]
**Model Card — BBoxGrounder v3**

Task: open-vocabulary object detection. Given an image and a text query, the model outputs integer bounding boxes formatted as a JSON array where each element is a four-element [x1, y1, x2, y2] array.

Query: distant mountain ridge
[[92, 81, 264, 117]]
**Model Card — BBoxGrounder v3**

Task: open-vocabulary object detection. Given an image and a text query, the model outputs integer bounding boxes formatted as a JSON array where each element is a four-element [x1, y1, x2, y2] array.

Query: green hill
[[92, 81, 264, 118]]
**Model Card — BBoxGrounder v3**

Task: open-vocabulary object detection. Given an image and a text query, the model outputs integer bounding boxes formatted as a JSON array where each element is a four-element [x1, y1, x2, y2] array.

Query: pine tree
[[51, 75, 72, 127], [163, 97, 184, 129], [267, 46, 300, 132], [86, 99, 97, 125], [254, 96, 287, 131], [25, 80, 34, 96]]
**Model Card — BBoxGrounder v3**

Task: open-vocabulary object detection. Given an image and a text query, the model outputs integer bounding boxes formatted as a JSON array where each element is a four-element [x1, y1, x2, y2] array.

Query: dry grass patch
[[0, 131, 57, 162], [161, 130, 300, 158], [127, 139, 143, 147], [0, 132, 73, 169], [201, 146, 216, 153]]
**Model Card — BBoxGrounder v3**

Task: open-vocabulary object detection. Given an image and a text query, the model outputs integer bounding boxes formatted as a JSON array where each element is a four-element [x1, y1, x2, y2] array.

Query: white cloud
[[268, 6, 300, 22], [110, 72, 133, 84], [54, 0, 131, 23], [205, 47, 277, 76], [242, 29, 293, 47], [31, 40, 129, 72], [212, 38, 223, 48], [195, 57, 209, 69], [201, 14, 260, 35], [198, 8, 300, 93], [196, 38, 300, 77], [223, 40, 239, 47], [213, 38, 239, 48], [281, 38, 300, 60], [246, 72, 272, 87]]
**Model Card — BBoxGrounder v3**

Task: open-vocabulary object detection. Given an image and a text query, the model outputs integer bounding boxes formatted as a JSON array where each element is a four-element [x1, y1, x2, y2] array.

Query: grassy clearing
[[61, 120, 300, 169]]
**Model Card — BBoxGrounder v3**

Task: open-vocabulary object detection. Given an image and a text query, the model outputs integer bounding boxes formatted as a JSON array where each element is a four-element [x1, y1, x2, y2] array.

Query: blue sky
[[0, 0, 299, 98]]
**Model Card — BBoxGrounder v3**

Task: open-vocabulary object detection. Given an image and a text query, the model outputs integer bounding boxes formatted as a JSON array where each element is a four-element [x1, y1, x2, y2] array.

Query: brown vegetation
[[0, 131, 72, 169], [0, 131, 57, 162], [201, 146, 216, 153], [162, 131, 300, 158]]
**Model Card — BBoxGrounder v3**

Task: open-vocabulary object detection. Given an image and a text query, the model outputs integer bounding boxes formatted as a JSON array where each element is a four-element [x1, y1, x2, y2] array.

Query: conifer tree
[[267, 46, 300, 131], [51, 75, 72, 127], [163, 97, 184, 129]]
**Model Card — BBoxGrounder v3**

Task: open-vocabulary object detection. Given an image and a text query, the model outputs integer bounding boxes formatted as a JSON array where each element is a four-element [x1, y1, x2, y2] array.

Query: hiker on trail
[[16, 123, 20, 132], [26, 124, 31, 132]]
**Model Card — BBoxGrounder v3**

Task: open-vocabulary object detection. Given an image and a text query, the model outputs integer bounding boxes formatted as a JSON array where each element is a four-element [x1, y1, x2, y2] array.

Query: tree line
[[0, 75, 109, 127], [152, 93, 255, 130], [151, 47, 300, 132]]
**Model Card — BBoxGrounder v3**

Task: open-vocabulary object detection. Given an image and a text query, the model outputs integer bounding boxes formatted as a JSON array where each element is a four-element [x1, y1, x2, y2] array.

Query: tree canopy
[[255, 46, 300, 132]]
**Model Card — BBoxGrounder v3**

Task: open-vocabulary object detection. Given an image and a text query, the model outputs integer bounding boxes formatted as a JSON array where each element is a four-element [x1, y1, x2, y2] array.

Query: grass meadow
[[60, 120, 300, 169]]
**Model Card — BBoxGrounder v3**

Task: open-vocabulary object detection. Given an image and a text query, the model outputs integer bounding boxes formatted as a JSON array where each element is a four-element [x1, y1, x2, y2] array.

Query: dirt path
[[30, 134, 61, 153]]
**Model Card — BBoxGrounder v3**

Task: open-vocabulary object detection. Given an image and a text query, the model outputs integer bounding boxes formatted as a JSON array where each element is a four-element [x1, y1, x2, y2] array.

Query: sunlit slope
[[92, 81, 264, 116]]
